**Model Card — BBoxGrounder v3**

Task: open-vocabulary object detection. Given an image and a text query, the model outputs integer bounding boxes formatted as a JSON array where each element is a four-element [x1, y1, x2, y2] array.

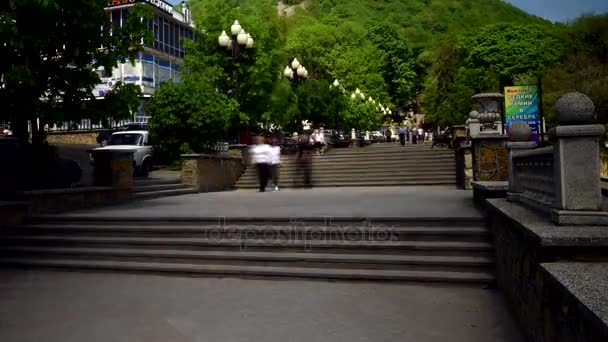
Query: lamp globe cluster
[[283, 58, 308, 80], [218, 20, 254, 50]]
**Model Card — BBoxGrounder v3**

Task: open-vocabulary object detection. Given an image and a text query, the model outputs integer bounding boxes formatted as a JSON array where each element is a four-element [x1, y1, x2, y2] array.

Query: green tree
[[0, 0, 153, 143], [147, 79, 239, 163], [465, 23, 563, 88]]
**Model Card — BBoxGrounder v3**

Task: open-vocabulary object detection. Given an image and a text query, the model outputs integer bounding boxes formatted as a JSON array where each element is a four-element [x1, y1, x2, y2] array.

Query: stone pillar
[[455, 144, 473, 190], [91, 150, 134, 190], [470, 135, 509, 181], [506, 122, 537, 201], [549, 93, 605, 220]]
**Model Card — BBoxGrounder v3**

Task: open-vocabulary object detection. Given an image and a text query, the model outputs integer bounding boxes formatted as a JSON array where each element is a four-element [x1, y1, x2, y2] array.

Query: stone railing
[[507, 93, 606, 225], [511, 146, 555, 211]]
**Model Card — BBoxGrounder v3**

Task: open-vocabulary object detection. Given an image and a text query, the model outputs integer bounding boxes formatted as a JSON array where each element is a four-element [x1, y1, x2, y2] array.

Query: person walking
[[385, 127, 392, 143], [250, 136, 271, 192], [297, 133, 314, 188], [270, 138, 281, 191], [398, 126, 406, 146], [318, 127, 327, 155]]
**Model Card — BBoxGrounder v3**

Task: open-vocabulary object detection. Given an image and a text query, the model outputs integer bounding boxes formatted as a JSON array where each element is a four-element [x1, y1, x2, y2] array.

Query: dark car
[[96, 122, 149, 146], [325, 130, 350, 148]]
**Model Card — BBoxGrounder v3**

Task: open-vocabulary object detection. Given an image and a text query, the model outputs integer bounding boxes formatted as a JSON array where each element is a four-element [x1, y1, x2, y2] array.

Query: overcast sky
[[167, 0, 608, 23]]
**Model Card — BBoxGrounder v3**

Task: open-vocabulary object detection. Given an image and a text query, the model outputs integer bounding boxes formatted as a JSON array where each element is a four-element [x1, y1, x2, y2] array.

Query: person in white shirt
[[250, 136, 272, 192], [318, 127, 327, 155], [270, 138, 281, 191]]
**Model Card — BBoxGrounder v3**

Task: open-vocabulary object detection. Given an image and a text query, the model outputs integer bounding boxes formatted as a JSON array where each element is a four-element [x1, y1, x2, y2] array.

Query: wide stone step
[[2, 235, 493, 256], [238, 169, 456, 178], [13, 224, 489, 242], [132, 183, 190, 193], [133, 188, 197, 200], [237, 174, 456, 182], [268, 159, 456, 170], [0, 247, 495, 272], [237, 180, 457, 188], [27, 216, 485, 226], [133, 178, 181, 186], [315, 152, 454, 159], [0, 257, 495, 283]]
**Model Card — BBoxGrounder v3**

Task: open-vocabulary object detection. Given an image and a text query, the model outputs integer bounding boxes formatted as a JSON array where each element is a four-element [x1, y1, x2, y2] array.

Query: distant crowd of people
[[388, 127, 433, 146]]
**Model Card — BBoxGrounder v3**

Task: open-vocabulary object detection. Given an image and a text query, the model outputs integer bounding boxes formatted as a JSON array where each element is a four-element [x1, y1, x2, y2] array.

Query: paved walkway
[[59, 186, 481, 219], [0, 270, 522, 342]]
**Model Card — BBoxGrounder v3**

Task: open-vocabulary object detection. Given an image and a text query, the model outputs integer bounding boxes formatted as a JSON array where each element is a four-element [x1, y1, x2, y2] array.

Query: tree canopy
[[0, 0, 152, 142]]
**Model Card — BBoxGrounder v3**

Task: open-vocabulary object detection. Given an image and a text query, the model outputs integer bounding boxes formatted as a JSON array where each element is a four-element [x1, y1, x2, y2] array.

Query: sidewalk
[[57, 186, 481, 219], [0, 270, 523, 342]]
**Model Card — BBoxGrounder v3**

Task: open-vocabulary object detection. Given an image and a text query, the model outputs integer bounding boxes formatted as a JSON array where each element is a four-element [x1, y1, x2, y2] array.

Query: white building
[[94, 0, 195, 120]]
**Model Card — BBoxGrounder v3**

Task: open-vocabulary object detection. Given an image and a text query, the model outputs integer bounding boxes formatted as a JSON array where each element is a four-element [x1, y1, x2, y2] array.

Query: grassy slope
[[300, 0, 547, 44]]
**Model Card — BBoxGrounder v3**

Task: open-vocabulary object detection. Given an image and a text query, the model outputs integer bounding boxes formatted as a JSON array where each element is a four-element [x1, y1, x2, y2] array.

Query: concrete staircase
[[236, 143, 456, 189], [0, 216, 495, 284], [133, 178, 196, 200]]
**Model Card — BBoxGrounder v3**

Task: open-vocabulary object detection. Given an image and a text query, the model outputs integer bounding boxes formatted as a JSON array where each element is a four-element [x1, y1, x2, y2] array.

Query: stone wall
[[181, 154, 245, 192], [46, 132, 99, 145], [486, 199, 608, 342]]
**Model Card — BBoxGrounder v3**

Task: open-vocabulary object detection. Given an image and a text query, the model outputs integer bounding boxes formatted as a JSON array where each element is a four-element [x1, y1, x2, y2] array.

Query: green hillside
[[165, 0, 605, 137], [303, 0, 545, 45]]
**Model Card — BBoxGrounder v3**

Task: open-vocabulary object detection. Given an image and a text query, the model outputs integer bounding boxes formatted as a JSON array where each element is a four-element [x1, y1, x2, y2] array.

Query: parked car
[[0, 124, 12, 136], [370, 130, 384, 142], [326, 130, 350, 148], [96, 122, 149, 147], [91, 131, 154, 176]]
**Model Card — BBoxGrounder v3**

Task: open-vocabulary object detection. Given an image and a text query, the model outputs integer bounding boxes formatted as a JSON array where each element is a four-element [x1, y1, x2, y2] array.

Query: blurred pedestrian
[[270, 138, 281, 191], [398, 126, 406, 146], [385, 127, 391, 143], [250, 136, 271, 192], [318, 127, 327, 155], [297, 133, 314, 188]]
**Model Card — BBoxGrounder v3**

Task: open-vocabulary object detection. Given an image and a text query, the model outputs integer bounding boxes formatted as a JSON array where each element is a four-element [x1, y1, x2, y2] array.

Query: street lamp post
[[218, 20, 255, 144], [283, 58, 309, 85], [218, 20, 254, 60]]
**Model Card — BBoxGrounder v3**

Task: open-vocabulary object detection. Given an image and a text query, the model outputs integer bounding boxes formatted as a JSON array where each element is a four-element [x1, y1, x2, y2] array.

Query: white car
[[91, 130, 154, 176]]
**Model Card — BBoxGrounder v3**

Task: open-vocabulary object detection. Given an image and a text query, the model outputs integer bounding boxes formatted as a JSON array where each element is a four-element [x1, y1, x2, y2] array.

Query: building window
[[111, 10, 121, 28]]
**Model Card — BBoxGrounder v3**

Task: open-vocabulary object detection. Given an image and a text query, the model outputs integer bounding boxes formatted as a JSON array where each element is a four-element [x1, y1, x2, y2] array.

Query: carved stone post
[[549, 93, 607, 225], [468, 111, 481, 139], [506, 122, 537, 202], [91, 150, 134, 190]]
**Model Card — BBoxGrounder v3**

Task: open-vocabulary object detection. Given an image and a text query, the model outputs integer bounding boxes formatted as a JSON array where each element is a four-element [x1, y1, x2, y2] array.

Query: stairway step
[[1, 247, 494, 272], [26, 216, 485, 226], [1, 247, 493, 265], [0, 257, 495, 283], [238, 181, 457, 188], [134, 188, 197, 200], [237, 175, 456, 182], [133, 178, 181, 186], [238, 170, 456, 178], [3, 235, 493, 250], [13, 225, 489, 241], [132, 183, 189, 193]]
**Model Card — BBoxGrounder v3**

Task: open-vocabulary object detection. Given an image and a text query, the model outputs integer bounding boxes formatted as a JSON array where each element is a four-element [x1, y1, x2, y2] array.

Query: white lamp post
[[218, 20, 255, 59], [230, 20, 241, 36], [284, 58, 308, 83]]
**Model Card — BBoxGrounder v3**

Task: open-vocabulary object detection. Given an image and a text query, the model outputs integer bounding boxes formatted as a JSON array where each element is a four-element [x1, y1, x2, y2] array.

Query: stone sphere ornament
[[469, 111, 479, 120], [555, 92, 595, 124], [509, 121, 532, 142]]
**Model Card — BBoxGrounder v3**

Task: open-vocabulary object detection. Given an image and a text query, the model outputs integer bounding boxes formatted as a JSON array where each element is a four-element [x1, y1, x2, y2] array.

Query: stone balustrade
[[511, 146, 555, 211], [507, 92, 607, 225]]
